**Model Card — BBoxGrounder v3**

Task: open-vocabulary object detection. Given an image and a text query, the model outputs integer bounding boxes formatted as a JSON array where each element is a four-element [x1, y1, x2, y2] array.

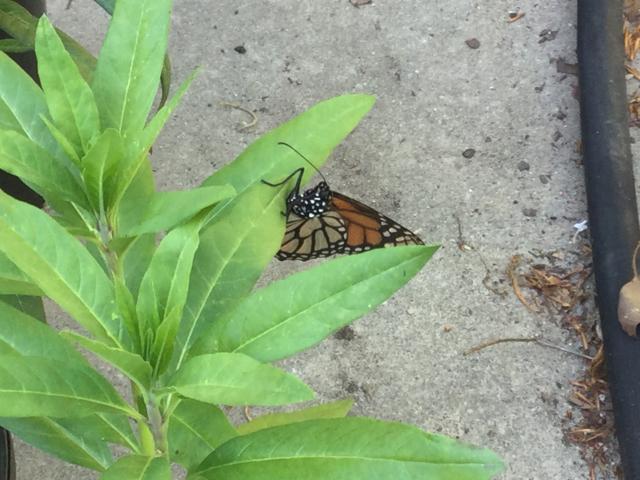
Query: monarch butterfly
[[263, 143, 424, 261]]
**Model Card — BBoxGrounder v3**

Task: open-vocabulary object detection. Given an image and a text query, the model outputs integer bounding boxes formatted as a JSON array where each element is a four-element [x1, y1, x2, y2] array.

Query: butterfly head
[[289, 182, 332, 218]]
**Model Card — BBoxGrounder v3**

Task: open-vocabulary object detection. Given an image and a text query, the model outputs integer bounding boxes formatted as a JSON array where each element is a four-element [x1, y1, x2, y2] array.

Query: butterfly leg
[[261, 167, 305, 188], [261, 167, 305, 216]]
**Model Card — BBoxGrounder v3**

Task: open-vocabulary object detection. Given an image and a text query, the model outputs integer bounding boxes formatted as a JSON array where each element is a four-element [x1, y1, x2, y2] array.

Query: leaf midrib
[[199, 454, 501, 472], [116, 3, 146, 133], [231, 253, 424, 353], [0, 388, 134, 417]]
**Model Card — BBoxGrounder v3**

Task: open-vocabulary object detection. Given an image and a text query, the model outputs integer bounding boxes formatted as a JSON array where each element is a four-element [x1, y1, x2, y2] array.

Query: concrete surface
[[13, 0, 596, 478]]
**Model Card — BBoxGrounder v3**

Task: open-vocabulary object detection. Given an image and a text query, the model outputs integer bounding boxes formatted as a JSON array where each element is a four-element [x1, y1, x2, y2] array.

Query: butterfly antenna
[[277, 142, 329, 184]]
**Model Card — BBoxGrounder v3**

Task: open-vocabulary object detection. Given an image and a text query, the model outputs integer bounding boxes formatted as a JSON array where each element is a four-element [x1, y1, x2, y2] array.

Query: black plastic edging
[[578, 0, 640, 477], [0, 430, 13, 480]]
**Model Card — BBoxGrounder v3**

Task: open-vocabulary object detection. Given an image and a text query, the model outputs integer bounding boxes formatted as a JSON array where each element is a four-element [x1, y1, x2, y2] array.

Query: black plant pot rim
[[0, 428, 14, 480]]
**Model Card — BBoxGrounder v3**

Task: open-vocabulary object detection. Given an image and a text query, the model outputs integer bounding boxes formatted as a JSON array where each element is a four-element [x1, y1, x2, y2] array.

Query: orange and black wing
[[276, 210, 347, 261], [330, 191, 423, 254]]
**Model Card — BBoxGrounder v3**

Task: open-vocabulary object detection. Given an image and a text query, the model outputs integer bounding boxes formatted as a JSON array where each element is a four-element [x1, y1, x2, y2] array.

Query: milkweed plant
[[0, 0, 504, 478]]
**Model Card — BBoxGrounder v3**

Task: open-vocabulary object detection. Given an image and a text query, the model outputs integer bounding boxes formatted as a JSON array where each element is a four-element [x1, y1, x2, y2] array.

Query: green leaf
[[52, 32, 96, 83], [120, 185, 235, 237], [0, 1, 96, 80], [236, 399, 354, 436], [0, 51, 59, 154], [52, 201, 100, 239], [167, 353, 314, 406], [0, 252, 42, 295], [0, 354, 139, 418], [0, 298, 85, 362], [150, 305, 181, 375], [0, 294, 45, 321], [194, 418, 505, 480], [114, 276, 141, 352], [35, 16, 100, 154], [113, 156, 155, 237], [101, 455, 170, 480], [93, 0, 115, 14], [41, 115, 81, 165], [0, 130, 86, 207], [89, 0, 173, 116], [81, 128, 124, 214], [0, 192, 126, 346], [139, 69, 196, 156], [0, 0, 35, 42], [120, 233, 156, 297], [52, 34, 96, 84], [0, 38, 29, 53], [202, 94, 375, 197], [168, 399, 237, 471], [159, 53, 171, 109], [0, 95, 22, 133], [92, 0, 172, 136], [174, 183, 286, 371], [0, 301, 137, 462], [136, 219, 202, 335], [71, 413, 139, 451], [0, 416, 112, 471], [3, 413, 139, 468], [193, 246, 437, 362], [62, 331, 152, 390]]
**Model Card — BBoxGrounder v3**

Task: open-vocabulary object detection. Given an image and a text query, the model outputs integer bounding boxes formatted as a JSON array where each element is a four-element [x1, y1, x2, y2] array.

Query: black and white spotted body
[[288, 181, 331, 218]]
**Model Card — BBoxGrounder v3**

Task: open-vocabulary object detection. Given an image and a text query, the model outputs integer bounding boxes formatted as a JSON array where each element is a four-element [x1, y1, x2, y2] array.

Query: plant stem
[[148, 394, 169, 455]]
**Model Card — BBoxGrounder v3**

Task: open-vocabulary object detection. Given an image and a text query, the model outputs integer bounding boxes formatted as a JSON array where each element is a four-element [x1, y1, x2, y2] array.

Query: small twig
[[66, 0, 73, 9], [464, 336, 539, 355], [220, 102, 258, 130], [453, 213, 472, 251], [535, 339, 594, 360], [243, 406, 253, 421], [507, 11, 525, 23], [464, 336, 593, 360], [507, 255, 538, 312]]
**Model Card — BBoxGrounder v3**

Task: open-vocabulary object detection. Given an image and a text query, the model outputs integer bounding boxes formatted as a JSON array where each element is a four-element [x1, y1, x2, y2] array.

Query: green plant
[[0, 0, 504, 478]]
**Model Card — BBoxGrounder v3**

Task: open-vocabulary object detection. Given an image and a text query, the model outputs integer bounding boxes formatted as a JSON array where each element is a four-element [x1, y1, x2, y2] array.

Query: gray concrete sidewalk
[[14, 0, 597, 478]]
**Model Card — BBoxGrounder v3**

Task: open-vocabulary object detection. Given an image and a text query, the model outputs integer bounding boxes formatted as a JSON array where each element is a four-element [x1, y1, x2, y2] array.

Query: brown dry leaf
[[626, 64, 640, 81], [624, 20, 640, 60], [523, 264, 589, 312], [631, 98, 640, 124], [625, 0, 640, 20], [509, 249, 618, 474], [630, 96, 640, 126], [564, 322, 617, 477]]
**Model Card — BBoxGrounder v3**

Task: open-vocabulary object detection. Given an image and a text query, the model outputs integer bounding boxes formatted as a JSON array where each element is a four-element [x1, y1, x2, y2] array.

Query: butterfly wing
[[275, 188, 423, 262], [330, 191, 424, 253], [277, 210, 347, 261]]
